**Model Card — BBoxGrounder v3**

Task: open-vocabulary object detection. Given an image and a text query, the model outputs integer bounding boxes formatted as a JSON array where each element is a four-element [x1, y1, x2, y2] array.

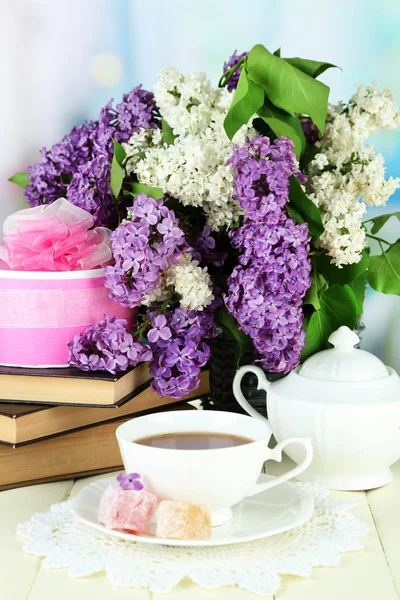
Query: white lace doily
[[17, 484, 368, 596]]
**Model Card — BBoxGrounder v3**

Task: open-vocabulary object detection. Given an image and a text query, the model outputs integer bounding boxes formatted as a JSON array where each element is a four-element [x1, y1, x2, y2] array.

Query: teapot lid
[[298, 326, 390, 382]]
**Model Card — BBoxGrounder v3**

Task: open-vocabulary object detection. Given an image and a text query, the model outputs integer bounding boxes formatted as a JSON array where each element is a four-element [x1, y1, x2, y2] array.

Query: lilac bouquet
[[10, 44, 400, 399]]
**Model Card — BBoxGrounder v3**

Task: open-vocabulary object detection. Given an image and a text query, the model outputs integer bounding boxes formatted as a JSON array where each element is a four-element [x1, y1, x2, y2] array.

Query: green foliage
[[110, 140, 126, 198], [364, 212, 400, 235], [287, 176, 324, 240], [246, 44, 329, 133], [303, 271, 328, 310], [223, 43, 331, 156], [300, 144, 319, 171], [302, 284, 358, 360], [111, 141, 164, 202], [215, 306, 251, 367], [218, 56, 247, 88], [301, 250, 368, 360], [257, 101, 306, 158], [316, 250, 370, 284], [367, 241, 400, 295], [9, 172, 29, 189], [362, 214, 400, 296], [224, 68, 264, 140], [349, 274, 367, 317], [130, 182, 164, 199], [284, 57, 337, 79], [162, 118, 177, 146]]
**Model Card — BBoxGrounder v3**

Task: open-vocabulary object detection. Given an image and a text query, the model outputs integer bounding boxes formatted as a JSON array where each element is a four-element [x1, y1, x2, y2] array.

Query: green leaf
[[284, 57, 337, 79], [247, 44, 329, 133], [367, 241, 400, 295], [216, 306, 249, 346], [300, 143, 319, 171], [110, 140, 126, 198], [273, 48, 281, 57], [365, 212, 400, 235], [287, 176, 324, 240], [113, 139, 126, 166], [349, 274, 367, 317], [286, 203, 303, 224], [9, 172, 29, 188], [301, 284, 358, 360], [316, 250, 370, 284], [224, 67, 265, 140], [162, 118, 177, 146], [131, 182, 164, 200], [215, 306, 251, 366], [303, 272, 326, 310], [257, 101, 306, 158]]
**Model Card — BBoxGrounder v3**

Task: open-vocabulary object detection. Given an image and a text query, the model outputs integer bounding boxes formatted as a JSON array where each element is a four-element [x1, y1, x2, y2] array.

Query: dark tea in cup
[[135, 432, 253, 450]]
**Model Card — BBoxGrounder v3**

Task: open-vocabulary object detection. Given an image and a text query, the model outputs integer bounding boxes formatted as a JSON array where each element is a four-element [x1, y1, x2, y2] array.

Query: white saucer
[[71, 474, 314, 547]]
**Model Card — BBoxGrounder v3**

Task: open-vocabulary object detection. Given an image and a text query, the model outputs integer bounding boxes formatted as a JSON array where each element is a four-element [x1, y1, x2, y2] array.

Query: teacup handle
[[233, 365, 313, 496], [245, 437, 313, 497]]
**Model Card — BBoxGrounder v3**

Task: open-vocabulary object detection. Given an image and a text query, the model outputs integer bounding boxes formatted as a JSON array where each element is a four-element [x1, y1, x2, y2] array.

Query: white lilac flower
[[351, 82, 400, 135], [306, 82, 400, 266], [171, 253, 214, 311], [123, 69, 255, 230], [142, 253, 214, 311], [124, 127, 163, 157]]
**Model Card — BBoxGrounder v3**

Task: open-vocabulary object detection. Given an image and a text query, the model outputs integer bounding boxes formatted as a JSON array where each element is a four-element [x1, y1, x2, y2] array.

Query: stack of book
[[0, 364, 209, 490]]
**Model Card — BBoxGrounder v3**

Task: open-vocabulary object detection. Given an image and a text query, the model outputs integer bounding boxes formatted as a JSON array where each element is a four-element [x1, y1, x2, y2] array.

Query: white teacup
[[116, 410, 312, 526]]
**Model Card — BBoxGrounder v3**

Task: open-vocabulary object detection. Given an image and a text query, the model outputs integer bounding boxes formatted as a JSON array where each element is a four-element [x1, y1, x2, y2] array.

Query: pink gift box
[[0, 268, 134, 368]]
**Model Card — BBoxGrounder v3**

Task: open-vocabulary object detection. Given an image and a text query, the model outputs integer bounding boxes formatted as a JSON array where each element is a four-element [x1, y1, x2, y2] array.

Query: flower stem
[[218, 57, 246, 88], [132, 300, 171, 340], [154, 300, 170, 316], [113, 194, 121, 225], [132, 320, 150, 338], [365, 233, 391, 246]]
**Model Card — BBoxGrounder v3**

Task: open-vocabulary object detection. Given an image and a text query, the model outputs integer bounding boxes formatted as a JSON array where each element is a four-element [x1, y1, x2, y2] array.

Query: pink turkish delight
[[156, 501, 212, 540], [98, 485, 157, 533]]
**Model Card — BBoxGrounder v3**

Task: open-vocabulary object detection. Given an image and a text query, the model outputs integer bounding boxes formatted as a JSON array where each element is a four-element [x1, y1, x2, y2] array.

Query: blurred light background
[[1, 0, 399, 366]]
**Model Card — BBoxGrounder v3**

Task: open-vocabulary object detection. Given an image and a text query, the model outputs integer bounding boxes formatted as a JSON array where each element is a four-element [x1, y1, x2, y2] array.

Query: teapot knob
[[328, 326, 359, 350]]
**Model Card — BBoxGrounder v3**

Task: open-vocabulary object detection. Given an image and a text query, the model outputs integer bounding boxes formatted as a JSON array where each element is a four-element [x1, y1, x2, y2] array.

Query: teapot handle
[[233, 365, 271, 423]]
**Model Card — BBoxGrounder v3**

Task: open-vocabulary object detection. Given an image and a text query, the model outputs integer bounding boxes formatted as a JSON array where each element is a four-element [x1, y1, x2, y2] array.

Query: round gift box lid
[[0, 267, 105, 280], [298, 326, 390, 382]]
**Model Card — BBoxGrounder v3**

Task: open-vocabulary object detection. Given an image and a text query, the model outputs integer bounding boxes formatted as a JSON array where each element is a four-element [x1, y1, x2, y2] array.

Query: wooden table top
[[2, 455, 400, 600]]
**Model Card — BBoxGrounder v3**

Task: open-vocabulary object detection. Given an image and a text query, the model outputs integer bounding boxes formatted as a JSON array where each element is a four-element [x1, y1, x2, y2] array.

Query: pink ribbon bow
[[0, 199, 113, 271]]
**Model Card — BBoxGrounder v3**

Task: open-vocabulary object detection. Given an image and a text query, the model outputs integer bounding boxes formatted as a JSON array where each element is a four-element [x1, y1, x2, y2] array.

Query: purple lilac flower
[[24, 86, 159, 210], [25, 121, 98, 207], [224, 136, 312, 374], [66, 154, 114, 227], [223, 50, 248, 92], [147, 315, 172, 343], [104, 193, 186, 308], [191, 225, 227, 267], [95, 85, 159, 155], [67, 314, 152, 375], [148, 307, 217, 399], [117, 472, 144, 491], [301, 119, 320, 145]]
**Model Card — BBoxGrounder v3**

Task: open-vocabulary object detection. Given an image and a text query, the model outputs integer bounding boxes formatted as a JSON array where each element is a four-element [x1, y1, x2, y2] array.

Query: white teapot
[[233, 326, 400, 490]]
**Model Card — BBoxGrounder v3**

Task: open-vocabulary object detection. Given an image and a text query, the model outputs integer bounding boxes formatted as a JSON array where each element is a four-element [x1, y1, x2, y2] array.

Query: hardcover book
[[0, 403, 198, 490], [0, 371, 209, 446], [0, 363, 151, 406]]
